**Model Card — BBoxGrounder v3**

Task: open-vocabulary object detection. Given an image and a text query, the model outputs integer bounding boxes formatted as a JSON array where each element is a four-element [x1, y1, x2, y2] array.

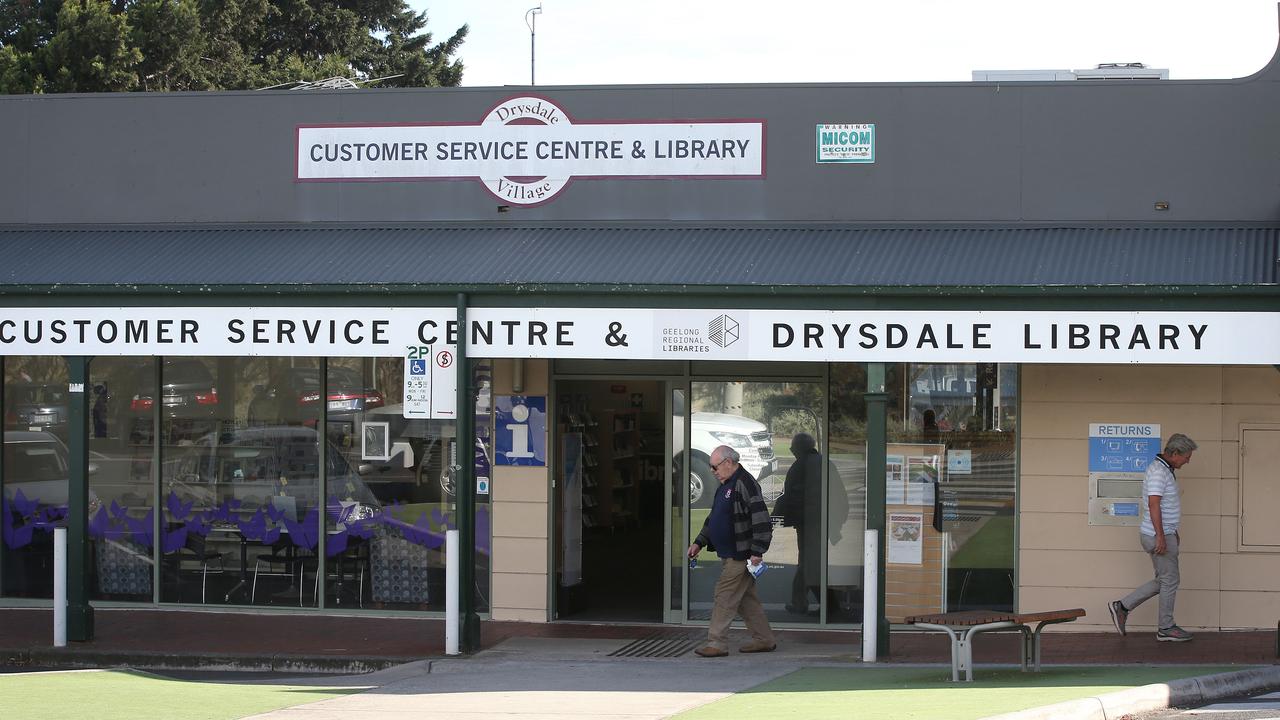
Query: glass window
[[889, 363, 1016, 614], [2, 356, 72, 598], [324, 357, 489, 612], [160, 358, 322, 606], [89, 358, 156, 601], [827, 364, 868, 623]]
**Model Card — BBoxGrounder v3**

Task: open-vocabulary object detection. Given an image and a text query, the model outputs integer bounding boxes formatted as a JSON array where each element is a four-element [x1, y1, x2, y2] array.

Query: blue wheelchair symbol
[[409, 359, 427, 376]]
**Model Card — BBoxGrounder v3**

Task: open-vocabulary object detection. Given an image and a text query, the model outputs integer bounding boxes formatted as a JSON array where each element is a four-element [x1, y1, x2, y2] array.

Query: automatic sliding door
[[684, 380, 824, 625]]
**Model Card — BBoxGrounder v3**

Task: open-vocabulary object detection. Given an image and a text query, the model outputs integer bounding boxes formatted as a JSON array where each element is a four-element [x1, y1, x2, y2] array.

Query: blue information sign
[[495, 396, 547, 467], [1088, 423, 1160, 472]]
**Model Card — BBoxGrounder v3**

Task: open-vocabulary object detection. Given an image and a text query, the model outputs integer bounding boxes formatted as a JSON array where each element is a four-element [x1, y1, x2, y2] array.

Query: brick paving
[[0, 607, 1274, 669]]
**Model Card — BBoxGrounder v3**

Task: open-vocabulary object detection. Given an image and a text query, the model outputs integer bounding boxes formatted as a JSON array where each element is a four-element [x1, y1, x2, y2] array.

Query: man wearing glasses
[[688, 445, 776, 657]]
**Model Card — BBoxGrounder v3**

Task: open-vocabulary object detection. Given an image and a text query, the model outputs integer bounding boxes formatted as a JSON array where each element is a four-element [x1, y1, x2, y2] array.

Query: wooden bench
[[904, 608, 1085, 681]]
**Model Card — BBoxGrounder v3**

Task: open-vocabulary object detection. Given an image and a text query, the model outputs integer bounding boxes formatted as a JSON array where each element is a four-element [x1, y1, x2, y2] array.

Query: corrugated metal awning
[[0, 225, 1275, 287]]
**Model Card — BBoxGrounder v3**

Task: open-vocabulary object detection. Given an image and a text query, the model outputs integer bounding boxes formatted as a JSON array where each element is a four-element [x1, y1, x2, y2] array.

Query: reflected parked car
[[162, 425, 380, 518], [2, 430, 100, 515], [3, 383, 69, 436], [121, 359, 220, 443], [247, 367, 384, 427]]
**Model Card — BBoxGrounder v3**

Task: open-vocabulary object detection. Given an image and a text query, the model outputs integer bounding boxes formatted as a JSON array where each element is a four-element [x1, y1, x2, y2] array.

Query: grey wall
[[2, 37, 1279, 226]]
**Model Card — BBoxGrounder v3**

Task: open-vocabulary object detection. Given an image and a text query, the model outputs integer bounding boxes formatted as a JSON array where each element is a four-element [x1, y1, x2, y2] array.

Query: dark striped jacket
[[694, 466, 772, 557]]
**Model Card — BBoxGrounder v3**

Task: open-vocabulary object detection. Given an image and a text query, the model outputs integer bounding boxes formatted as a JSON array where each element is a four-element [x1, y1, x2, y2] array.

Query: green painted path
[[675, 665, 1242, 720], [0, 669, 359, 720]]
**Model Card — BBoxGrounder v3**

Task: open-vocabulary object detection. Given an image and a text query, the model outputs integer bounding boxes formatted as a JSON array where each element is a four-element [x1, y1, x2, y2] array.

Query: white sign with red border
[[296, 96, 765, 206]]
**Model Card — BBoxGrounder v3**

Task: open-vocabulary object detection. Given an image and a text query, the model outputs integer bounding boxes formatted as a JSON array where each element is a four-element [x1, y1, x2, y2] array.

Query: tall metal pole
[[525, 5, 542, 86], [865, 362, 889, 657], [456, 293, 480, 653], [66, 356, 94, 641]]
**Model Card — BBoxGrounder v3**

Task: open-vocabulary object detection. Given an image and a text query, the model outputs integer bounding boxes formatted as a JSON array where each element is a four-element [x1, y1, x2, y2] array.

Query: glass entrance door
[[681, 380, 827, 625]]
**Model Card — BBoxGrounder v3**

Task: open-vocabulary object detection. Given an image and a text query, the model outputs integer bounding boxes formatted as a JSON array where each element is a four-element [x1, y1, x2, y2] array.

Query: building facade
[[1, 26, 1279, 641]]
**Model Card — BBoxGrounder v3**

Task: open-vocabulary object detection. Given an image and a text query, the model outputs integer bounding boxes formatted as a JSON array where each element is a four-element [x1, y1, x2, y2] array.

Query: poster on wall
[[495, 396, 547, 466], [886, 454, 906, 504], [888, 512, 924, 565], [905, 455, 940, 505]]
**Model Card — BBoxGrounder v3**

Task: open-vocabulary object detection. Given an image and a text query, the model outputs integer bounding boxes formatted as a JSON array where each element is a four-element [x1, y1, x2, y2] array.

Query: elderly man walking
[[687, 444, 776, 657], [1109, 433, 1198, 642]]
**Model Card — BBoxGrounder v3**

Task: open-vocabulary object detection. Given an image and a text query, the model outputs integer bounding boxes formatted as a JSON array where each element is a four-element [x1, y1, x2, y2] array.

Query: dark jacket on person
[[694, 465, 772, 558]]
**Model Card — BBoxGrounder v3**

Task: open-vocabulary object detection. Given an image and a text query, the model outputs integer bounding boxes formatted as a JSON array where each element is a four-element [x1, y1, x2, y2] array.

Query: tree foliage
[[0, 0, 467, 93]]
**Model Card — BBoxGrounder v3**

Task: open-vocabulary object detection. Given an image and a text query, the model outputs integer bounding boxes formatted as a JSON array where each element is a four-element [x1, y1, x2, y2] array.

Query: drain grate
[[608, 632, 703, 658]]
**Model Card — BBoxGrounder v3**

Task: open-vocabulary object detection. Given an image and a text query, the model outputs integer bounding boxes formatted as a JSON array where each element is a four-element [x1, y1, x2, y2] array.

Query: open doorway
[[554, 379, 666, 622]]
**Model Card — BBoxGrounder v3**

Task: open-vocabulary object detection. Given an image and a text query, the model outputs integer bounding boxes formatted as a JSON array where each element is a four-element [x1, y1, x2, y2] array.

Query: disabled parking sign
[[403, 345, 458, 419]]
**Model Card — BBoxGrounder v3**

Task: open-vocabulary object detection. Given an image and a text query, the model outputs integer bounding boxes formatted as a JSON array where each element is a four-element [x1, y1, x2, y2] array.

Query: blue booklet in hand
[[746, 561, 767, 578]]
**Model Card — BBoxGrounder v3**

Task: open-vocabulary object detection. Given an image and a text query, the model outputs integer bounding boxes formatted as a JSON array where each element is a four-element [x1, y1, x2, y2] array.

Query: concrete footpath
[[2, 608, 1278, 719], [236, 638, 1280, 720]]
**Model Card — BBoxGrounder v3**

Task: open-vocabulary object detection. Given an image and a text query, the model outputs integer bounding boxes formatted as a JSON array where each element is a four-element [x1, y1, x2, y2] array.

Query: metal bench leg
[[957, 628, 975, 682], [931, 626, 962, 682], [1019, 626, 1033, 672]]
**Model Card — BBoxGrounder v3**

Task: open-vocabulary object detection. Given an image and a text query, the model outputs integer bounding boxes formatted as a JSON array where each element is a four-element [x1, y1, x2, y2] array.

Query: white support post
[[862, 528, 878, 663], [445, 529, 460, 656], [53, 527, 67, 648]]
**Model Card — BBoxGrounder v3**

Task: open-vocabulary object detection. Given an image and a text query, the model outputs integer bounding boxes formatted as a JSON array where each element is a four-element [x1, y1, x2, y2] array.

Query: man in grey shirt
[[1109, 433, 1198, 642]]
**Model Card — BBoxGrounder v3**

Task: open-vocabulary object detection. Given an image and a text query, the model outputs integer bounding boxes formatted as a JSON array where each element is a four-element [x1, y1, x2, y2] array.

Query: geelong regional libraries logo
[[296, 96, 765, 206]]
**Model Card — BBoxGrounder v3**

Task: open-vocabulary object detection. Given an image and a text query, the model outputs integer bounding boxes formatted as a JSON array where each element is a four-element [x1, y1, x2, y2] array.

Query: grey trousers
[[1121, 533, 1180, 630]]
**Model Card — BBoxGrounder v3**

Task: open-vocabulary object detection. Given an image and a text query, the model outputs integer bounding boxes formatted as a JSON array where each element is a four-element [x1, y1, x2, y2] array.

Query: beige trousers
[[706, 558, 776, 650]]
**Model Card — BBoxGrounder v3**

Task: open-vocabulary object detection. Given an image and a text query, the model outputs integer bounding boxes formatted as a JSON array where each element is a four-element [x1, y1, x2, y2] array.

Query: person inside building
[[687, 445, 776, 657], [775, 432, 847, 615], [1109, 433, 1198, 642]]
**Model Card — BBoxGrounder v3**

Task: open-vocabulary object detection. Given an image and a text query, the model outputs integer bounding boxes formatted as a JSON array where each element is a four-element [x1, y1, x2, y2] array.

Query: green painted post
[[865, 362, 889, 657], [66, 357, 94, 641], [456, 294, 481, 653]]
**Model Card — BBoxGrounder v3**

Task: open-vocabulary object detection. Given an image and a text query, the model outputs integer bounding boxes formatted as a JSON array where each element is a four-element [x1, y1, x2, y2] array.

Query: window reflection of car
[[121, 359, 220, 443], [247, 367, 384, 427], [162, 426, 379, 521], [674, 409, 777, 509], [3, 383, 69, 435], [2, 430, 101, 518]]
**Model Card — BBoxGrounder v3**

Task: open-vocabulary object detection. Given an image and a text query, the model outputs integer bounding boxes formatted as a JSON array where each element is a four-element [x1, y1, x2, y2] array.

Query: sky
[[413, 1, 1280, 87]]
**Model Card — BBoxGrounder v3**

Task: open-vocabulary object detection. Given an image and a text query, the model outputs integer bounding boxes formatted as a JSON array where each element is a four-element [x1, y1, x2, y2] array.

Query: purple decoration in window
[[165, 492, 193, 521], [3, 504, 35, 549], [283, 507, 318, 550], [162, 525, 188, 554]]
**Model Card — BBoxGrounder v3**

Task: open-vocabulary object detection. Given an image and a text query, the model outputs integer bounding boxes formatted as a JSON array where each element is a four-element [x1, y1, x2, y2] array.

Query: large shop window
[[2, 355, 491, 612], [2, 356, 74, 597], [887, 363, 1017, 615]]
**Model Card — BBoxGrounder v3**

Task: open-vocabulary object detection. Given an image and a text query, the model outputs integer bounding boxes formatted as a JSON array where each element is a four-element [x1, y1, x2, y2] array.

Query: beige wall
[[1021, 364, 1280, 631], [487, 359, 551, 622]]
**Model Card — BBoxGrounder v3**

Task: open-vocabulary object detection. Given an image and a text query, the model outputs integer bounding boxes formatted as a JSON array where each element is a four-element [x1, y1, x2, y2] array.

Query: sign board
[[495, 396, 547, 467], [298, 96, 765, 206], [402, 345, 458, 419], [888, 512, 923, 564], [1, 308, 1278, 365], [816, 123, 875, 163], [1088, 423, 1159, 526]]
